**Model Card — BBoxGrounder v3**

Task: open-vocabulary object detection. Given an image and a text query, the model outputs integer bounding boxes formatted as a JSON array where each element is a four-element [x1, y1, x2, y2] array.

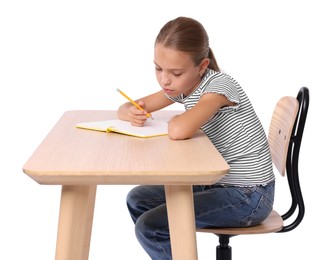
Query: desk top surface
[[23, 110, 229, 185]]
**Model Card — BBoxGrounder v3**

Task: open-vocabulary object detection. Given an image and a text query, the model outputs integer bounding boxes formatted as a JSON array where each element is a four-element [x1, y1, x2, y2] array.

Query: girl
[[117, 16, 275, 260]]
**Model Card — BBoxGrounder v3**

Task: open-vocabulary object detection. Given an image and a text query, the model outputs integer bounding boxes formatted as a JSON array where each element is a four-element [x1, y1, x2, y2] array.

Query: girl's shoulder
[[202, 69, 235, 83], [202, 69, 240, 90]]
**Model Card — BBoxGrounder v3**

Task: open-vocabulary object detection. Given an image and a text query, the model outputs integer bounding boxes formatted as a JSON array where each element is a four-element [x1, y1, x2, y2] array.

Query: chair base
[[217, 235, 232, 260]]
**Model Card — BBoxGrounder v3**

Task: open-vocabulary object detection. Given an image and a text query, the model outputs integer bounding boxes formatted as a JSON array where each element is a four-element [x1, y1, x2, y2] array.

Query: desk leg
[[55, 185, 97, 260], [165, 185, 198, 260]]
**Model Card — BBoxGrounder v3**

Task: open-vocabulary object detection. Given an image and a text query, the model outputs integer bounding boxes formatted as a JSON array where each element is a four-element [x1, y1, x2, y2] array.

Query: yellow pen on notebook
[[116, 88, 153, 119]]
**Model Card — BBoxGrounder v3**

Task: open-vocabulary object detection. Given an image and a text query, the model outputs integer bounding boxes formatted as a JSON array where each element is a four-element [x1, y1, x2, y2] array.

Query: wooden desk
[[23, 110, 230, 260]]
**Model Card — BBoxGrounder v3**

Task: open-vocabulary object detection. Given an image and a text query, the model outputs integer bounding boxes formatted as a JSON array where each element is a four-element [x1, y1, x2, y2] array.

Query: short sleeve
[[202, 74, 241, 112]]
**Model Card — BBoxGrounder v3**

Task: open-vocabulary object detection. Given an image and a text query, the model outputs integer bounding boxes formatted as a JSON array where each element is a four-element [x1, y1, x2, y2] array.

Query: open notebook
[[76, 119, 168, 138]]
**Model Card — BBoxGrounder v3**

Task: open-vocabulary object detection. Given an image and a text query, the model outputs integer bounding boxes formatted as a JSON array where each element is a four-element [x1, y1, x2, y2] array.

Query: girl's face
[[154, 43, 208, 97]]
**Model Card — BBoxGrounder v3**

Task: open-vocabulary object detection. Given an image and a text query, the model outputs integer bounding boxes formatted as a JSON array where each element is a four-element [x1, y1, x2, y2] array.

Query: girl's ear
[[199, 58, 210, 76]]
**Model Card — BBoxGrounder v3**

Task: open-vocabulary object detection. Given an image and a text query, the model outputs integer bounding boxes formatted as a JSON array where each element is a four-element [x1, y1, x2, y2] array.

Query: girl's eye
[[173, 72, 182, 77]]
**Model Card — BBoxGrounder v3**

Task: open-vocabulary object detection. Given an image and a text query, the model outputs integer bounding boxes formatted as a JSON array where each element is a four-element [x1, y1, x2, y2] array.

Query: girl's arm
[[168, 93, 236, 140], [117, 90, 174, 126]]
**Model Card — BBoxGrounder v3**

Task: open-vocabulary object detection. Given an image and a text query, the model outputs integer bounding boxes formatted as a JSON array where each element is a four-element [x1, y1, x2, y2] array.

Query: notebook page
[[107, 119, 168, 137]]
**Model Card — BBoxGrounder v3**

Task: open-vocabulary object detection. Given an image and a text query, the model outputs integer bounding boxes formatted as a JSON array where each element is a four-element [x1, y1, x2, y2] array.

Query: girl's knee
[[134, 213, 152, 242]]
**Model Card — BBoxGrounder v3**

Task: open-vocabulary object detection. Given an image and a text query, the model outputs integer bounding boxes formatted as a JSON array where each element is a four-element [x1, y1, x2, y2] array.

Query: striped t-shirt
[[166, 69, 275, 187]]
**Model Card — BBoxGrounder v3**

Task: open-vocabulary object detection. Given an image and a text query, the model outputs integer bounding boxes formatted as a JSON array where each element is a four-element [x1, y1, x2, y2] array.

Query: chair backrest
[[268, 97, 299, 176], [270, 87, 310, 232]]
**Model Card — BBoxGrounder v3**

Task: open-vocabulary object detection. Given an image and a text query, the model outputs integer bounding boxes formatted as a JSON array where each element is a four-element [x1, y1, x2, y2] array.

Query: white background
[[0, 0, 333, 259]]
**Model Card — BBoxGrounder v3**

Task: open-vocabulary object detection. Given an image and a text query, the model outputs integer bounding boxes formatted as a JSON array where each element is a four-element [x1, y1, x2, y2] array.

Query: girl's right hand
[[128, 100, 148, 127]]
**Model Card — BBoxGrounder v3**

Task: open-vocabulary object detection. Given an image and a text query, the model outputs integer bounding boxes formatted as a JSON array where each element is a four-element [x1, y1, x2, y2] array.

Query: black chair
[[197, 87, 310, 260]]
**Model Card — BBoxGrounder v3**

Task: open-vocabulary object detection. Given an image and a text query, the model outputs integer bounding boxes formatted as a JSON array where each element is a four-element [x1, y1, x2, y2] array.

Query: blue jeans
[[126, 181, 275, 260]]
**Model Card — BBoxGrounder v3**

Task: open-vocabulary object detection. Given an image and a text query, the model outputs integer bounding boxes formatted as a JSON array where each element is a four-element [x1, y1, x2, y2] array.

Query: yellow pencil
[[116, 88, 153, 119]]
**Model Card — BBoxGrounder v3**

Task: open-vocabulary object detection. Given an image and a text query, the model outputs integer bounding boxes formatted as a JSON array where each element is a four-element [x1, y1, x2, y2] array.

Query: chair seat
[[197, 210, 283, 235]]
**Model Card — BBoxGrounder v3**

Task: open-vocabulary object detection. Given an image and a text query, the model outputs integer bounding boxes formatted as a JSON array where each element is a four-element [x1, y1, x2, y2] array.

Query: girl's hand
[[117, 90, 174, 125], [128, 100, 148, 126]]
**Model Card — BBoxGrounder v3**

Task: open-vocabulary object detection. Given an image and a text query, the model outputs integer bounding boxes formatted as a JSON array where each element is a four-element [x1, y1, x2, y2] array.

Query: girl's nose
[[161, 73, 171, 85]]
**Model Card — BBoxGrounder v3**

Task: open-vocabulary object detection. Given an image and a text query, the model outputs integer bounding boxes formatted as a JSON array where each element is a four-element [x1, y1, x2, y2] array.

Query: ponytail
[[207, 47, 220, 72]]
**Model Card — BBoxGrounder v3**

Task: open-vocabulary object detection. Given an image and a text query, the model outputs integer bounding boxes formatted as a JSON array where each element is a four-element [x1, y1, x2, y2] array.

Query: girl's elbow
[[168, 124, 193, 140]]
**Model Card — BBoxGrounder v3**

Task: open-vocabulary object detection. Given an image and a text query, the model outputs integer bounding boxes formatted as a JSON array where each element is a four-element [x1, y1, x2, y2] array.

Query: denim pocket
[[240, 182, 275, 227]]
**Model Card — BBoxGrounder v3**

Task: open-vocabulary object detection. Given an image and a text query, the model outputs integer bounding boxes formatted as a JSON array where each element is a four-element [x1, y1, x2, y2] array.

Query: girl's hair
[[155, 16, 220, 72]]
